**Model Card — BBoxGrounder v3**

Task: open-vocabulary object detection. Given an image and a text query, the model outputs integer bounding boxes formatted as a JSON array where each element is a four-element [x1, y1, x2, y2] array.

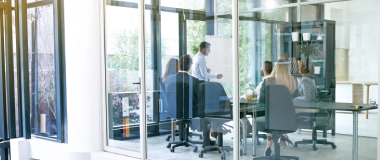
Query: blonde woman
[[259, 58, 296, 156]]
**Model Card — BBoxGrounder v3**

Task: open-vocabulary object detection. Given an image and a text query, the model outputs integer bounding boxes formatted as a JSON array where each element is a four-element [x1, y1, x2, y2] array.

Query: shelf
[[292, 40, 324, 44]]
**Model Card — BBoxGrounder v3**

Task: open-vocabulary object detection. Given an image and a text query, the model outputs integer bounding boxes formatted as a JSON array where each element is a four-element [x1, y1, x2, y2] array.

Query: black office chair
[[294, 102, 336, 151], [253, 85, 299, 160], [165, 82, 199, 153], [160, 77, 202, 142], [197, 82, 233, 160]]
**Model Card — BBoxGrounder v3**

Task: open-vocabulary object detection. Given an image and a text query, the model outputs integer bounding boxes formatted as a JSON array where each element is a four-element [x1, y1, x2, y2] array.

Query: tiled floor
[[109, 110, 378, 160], [110, 130, 377, 160]]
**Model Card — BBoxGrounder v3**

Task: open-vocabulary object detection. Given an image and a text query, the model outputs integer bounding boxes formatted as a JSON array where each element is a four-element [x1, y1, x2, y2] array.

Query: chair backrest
[[198, 82, 232, 118], [159, 77, 169, 120], [265, 85, 297, 132], [166, 82, 191, 119]]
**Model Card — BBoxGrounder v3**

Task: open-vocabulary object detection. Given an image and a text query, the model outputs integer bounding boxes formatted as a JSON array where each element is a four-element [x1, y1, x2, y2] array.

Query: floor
[[108, 110, 378, 160]]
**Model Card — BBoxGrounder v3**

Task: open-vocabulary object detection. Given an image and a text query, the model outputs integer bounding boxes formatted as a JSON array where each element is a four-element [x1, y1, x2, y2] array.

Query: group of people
[[160, 41, 319, 157], [256, 58, 319, 156], [160, 42, 224, 145]]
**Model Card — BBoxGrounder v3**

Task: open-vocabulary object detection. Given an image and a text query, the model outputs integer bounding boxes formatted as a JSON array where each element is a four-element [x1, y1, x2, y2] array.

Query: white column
[[64, 0, 103, 156]]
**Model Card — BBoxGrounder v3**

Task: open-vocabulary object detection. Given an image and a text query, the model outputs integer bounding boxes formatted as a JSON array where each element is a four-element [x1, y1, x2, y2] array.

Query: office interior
[[105, 0, 378, 160]]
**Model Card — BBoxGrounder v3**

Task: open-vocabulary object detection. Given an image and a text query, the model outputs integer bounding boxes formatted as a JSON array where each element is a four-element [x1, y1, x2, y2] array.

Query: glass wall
[[145, 1, 235, 159], [104, 0, 379, 159], [238, 0, 378, 160]]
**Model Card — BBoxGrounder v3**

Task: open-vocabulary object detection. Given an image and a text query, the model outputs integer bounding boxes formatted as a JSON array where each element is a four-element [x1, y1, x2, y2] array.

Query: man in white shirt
[[192, 42, 223, 82], [254, 61, 273, 96]]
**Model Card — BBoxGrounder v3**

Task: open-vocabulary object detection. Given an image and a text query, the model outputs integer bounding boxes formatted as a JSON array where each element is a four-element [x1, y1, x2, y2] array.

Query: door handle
[[133, 78, 141, 93]]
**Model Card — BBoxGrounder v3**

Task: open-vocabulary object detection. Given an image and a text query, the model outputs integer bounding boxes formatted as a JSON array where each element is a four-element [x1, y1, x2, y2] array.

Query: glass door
[[104, 1, 146, 157]]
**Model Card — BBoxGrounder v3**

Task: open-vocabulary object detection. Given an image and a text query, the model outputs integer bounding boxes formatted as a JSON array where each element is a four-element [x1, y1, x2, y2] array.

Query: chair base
[[253, 156, 299, 160], [167, 140, 198, 152], [294, 139, 336, 151], [199, 131, 232, 160], [198, 146, 232, 160], [166, 132, 203, 141]]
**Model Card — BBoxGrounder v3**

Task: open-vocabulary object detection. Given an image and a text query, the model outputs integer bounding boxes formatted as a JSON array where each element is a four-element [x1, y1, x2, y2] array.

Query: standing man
[[192, 41, 223, 82]]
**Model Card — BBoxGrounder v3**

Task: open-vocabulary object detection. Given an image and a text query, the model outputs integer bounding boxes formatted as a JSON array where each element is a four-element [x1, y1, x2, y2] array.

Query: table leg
[[242, 113, 248, 155], [171, 119, 175, 142], [252, 106, 256, 156], [366, 85, 370, 119], [352, 112, 358, 160]]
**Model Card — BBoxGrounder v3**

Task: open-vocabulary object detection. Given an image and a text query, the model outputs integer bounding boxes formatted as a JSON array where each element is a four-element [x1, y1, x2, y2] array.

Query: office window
[[27, 4, 57, 138]]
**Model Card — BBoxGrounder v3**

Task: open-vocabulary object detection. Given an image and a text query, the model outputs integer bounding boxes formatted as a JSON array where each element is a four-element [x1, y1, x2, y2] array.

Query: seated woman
[[160, 58, 179, 93], [294, 58, 319, 102], [259, 58, 297, 156]]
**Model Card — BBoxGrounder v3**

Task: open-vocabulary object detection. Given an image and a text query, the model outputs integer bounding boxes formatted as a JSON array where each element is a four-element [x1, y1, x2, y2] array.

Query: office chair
[[253, 85, 299, 160], [159, 77, 202, 142], [294, 102, 336, 151], [165, 82, 199, 153], [197, 82, 233, 160]]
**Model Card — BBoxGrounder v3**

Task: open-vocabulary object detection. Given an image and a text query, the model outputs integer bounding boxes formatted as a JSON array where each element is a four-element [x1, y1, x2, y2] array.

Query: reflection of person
[[254, 61, 273, 97], [294, 59, 319, 102], [259, 58, 296, 157], [192, 42, 223, 82]]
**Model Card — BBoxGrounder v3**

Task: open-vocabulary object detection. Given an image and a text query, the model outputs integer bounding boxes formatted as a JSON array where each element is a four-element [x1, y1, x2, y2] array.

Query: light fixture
[[266, 0, 277, 8]]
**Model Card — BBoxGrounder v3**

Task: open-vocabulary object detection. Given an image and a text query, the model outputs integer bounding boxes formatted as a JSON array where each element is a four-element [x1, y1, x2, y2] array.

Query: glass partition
[[144, 1, 235, 160], [238, 1, 378, 160]]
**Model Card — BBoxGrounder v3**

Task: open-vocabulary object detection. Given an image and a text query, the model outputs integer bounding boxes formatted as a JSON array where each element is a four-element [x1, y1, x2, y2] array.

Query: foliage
[[112, 93, 151, 125], [187, 20, 206, 56], [300, 43, 320, 58]]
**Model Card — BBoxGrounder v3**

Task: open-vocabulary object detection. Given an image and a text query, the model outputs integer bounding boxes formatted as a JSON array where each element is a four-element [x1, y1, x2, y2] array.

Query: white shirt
[[192, 52, 217, 81], [254, 75, 271, 96]]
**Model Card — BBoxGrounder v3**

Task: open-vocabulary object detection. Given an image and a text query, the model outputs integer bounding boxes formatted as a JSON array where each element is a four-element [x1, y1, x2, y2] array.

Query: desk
[[238, 100, 263, 156], [294, 102, 377, 160]]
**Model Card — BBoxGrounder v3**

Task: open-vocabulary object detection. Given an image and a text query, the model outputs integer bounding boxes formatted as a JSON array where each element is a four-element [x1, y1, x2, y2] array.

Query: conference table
[[239, 100, 377, 160]]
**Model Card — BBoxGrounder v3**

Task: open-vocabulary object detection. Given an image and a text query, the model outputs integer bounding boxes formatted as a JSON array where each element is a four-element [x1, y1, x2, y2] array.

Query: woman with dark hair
[[161, 58, 179, 85], [294, 58, 319, 102]]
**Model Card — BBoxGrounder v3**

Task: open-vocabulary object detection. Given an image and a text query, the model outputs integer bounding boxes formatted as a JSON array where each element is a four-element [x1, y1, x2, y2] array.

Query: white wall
[[325, 0, 379, 82], [65, 0, 103, 156], [11, 0, 105, 160]]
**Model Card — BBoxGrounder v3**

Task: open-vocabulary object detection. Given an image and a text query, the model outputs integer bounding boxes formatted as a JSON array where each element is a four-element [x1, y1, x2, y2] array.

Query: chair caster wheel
[[199, 153, 203, 158], [166, 136, 170, 141], [332, 145, 337, 149], [193, 147, 198, 152], [294, 144, 298, 148], [313, 145, 318, 151], [199, 135, 203, 140], [166, 144, 171, 149], [170, 148, 175, 152], [221, 155, 226, 160], [185, 144, 189, 147]]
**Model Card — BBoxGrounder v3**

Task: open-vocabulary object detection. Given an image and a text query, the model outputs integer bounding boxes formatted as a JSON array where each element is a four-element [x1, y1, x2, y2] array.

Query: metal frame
[[14, 0, 67, 144]]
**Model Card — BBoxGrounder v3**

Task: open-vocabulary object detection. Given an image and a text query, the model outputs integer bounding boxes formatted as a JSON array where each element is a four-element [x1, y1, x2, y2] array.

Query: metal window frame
[[15, 0, 67, 143]]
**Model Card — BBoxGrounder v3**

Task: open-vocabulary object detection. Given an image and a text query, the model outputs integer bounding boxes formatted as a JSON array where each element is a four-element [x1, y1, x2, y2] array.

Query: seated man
[[254, 61, 273, 99], [165, 54, 215, 145]]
